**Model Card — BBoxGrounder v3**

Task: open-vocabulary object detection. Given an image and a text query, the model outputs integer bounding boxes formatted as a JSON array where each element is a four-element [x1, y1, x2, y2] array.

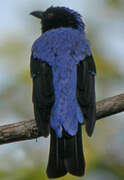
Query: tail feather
[[64, 125, 85, 176], [47, 125, 85, 178], [47, 129, 67, 178]]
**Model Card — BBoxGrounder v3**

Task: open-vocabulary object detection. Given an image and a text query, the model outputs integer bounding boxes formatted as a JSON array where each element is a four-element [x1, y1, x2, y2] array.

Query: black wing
[[77, 55, 96, 136], [30, 55, 54, 137]]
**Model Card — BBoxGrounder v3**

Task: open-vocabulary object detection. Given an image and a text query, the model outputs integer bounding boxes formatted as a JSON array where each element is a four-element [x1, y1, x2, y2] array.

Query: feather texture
[[31, 28, 91, 137], [30, 7, 96, 178]]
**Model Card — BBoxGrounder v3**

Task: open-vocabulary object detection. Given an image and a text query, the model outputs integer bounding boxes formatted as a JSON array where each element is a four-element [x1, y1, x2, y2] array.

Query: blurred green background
[[0, 0, 124, 179]]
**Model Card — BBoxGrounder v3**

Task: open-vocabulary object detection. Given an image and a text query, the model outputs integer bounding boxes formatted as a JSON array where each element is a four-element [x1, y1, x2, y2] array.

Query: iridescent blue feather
[[32, 27, 91, 137]]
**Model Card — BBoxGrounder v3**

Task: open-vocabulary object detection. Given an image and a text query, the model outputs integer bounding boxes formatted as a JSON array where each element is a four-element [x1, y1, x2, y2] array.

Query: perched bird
[[30, 6, 96, 178]]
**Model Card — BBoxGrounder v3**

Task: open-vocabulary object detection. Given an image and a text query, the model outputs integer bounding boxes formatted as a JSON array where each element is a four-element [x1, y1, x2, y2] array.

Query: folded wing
[[77, 55, 96, 136], [30, 55, 54, 137]]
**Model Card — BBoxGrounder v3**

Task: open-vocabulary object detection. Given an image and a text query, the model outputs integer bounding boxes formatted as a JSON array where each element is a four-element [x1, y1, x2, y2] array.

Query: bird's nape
[[30, 6, 85, 33]]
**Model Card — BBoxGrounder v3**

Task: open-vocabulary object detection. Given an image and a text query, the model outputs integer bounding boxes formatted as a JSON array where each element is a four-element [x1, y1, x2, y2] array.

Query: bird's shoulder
[[32, 28, 91, 65], [32, 28, 89, 49]]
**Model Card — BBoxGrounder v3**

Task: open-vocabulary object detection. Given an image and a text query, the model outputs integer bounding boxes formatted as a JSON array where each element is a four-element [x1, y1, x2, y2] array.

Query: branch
[[0, 93, 124, 145]]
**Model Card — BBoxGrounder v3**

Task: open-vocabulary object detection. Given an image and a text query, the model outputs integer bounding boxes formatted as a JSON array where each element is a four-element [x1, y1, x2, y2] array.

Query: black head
[[30, 6, 85, 33]]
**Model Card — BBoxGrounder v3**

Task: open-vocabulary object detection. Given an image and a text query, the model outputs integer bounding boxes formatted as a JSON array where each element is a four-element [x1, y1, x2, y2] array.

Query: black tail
[[47, 125, 85, 178]]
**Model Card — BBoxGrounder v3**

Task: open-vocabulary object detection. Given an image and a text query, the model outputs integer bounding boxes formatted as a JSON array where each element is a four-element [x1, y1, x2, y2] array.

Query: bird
[[30, 6, 96, 178]]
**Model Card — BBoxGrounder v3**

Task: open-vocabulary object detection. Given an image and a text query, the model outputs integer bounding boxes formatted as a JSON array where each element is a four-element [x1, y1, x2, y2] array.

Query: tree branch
[[0, 93, 124, 145]]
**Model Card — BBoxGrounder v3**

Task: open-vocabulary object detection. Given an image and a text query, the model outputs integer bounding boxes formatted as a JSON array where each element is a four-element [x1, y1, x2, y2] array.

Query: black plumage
[[30, 54, 96, 178], [30, 6, 96, 178]]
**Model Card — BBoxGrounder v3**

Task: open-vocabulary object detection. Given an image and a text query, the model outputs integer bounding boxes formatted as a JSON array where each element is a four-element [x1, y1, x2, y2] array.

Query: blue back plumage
[[32, 28, 91, 137]]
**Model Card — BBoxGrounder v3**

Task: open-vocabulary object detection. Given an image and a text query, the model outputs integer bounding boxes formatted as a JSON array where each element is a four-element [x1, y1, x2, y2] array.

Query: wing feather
[[77, 55, 96, 136], [30, 55, 54, 137]]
